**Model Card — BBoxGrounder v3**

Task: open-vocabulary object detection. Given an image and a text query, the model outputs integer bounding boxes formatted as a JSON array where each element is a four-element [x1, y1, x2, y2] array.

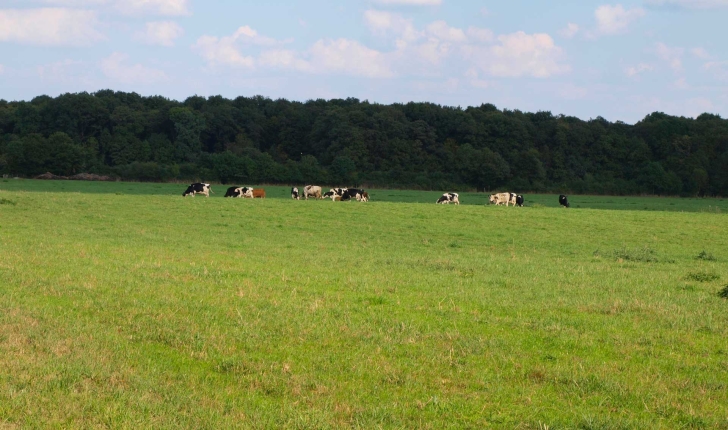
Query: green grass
[[1, 181, 727, 428], [2, 178, 728, 212]]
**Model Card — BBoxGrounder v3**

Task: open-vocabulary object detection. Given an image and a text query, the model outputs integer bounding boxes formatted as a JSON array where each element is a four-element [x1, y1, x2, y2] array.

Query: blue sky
[[0, 0, 725, 123]]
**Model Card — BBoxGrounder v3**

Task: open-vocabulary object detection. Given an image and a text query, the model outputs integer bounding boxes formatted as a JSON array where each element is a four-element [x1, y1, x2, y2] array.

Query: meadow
[[0, 180, 727, 428]]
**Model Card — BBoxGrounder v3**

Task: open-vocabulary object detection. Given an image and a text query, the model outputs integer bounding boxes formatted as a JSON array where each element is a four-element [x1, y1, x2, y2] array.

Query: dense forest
[[1, 91, 727, 196]]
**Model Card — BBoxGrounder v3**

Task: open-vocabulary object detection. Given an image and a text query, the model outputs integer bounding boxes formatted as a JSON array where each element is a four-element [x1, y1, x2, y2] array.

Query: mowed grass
[[1, 181, 727, 428], [2, 178, 728, 212]]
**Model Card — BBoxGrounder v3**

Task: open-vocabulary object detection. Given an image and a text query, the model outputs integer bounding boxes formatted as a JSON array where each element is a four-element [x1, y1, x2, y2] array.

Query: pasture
[[1, 180, 727, 428]]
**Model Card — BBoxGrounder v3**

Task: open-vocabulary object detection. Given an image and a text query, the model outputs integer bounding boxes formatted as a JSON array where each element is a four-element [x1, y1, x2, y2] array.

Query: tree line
[[1, 90, 726, 196]]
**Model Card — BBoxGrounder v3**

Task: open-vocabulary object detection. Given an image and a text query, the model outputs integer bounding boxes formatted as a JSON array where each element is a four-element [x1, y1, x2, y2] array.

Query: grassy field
[[1, 180, 727, 428], [1, 178, 727, 212]]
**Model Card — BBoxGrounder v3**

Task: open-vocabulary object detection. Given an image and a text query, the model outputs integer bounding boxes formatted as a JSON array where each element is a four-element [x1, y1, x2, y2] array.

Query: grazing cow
[[303, 185, 322, 200], [324, 188, 346, 200], [361, 191, 370, 202], [291, 187, 300, 200], [253, 189, 266, 199], [436, 192, 460, 205], [183, 183, 212, 197], [515, 195, 524, 207], [344, 188, 367, 202], [559, 195, 570, 208], [225, 186, 252, 198], [489, 192, 512, 206]]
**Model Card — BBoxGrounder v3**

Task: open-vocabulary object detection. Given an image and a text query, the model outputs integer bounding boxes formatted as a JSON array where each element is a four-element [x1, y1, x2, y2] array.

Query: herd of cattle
[[182, 182, 572, 207]]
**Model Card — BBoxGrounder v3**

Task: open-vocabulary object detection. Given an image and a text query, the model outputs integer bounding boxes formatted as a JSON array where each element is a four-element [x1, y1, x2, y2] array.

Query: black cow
[[515, 195, 524, 207], [291, 187, 300, 200], [183, 183, 212, 197], [559, 194, 570, 208]]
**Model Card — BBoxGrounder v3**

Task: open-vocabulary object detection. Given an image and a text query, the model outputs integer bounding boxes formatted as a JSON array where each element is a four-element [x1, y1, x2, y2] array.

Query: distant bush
[[684, 272, 720, 283], [695, 250, 717, 261]]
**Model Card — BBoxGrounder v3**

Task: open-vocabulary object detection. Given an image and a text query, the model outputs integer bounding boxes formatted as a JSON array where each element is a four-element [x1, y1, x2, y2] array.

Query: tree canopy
[[1, 91, 726, 196]]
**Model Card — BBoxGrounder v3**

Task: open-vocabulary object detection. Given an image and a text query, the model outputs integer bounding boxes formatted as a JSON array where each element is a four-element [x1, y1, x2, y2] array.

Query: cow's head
[[489, 194, 497, 204]]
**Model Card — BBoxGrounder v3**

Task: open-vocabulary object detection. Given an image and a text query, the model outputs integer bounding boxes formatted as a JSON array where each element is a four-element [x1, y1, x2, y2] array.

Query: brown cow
[[252, 189, 266, 199]]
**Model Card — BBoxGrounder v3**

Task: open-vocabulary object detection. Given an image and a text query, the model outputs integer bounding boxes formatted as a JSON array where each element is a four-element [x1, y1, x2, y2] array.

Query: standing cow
[[303, 185, 322, 200], [515, 195, 524, 207], [183, 183, 212, 197], [291, 187, 300, 200], [489, 192, 512, 206], [225, 186, 252, 198], [436, 192, 460, 205], [559, 195, 570, 208]]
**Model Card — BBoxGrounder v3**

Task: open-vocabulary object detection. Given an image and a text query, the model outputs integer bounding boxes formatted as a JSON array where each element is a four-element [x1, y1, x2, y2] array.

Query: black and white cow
[[559, 194, 570, 208], [436, 192, 460, 205], [183, 183, 212, 197], [515, 195, 524, 207], [291, 187, 300, 200], [324, 188, 347, 200], [224, 186, 252, 198], [344, 188, 367, 201]]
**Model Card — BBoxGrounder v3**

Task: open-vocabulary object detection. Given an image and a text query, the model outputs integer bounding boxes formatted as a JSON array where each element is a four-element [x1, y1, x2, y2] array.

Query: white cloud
[[426, 21, 467, 43], [135, 21, 183, 46], [38, 0, 190, 15], [258, 49, 312, 72], [704, 61, 728, 80], [463, 32, 570, 78], [625, 63, 654, 76], [691, 47, 709, 59], [466, 27, 494, 43], [37, 0, 108, 5], [655, 42, 684, 71], [308, 39, 393, 78], [192, 35, 255, 68], [0, 8, 103, 46], [594, 4, 645, 35], [559, 23, 579, 38], [364, 9, 422, 47], [192, 26, 290, 68], [372, 0, 442, 4], [100, 52, 167, 84], [673, 77, 690, 89], [113, 0, 190, 16], [645, 0, 728, 8]]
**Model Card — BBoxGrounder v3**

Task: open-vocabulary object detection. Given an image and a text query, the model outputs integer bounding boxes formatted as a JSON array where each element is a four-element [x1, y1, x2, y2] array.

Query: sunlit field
[[1, 180, 727, 428]]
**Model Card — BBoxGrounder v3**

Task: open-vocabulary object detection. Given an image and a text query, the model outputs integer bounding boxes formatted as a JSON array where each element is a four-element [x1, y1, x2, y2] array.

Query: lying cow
[[225, 186, 253, 198], [253, 189, 266, 199], [437, 192, 460, 205], [489, 192, 512, 206], [303, 185, 322, 200], [183, 183, 212, 197], [291, 187, 300, 200], [559, 195, 570, 208]]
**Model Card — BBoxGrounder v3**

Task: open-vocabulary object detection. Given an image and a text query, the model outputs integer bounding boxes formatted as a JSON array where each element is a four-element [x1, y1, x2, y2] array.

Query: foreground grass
[[1, 183, 727, 428]]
